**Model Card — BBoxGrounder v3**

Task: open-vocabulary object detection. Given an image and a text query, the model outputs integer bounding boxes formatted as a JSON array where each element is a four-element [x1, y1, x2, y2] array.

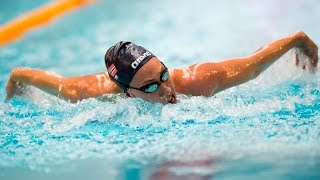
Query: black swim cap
[[105, 41, 155, 92]]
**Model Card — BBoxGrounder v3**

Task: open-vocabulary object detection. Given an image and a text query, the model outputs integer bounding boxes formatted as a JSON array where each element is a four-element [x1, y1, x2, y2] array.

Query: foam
[[1, 0, 319, 176]]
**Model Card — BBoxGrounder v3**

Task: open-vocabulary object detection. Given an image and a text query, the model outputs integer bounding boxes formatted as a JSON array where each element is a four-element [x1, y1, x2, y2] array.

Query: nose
[[159, 81, 172, 96]]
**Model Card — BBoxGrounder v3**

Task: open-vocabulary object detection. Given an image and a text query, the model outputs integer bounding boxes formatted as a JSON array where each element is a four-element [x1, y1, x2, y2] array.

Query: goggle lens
[[141, 68, 169, 93]]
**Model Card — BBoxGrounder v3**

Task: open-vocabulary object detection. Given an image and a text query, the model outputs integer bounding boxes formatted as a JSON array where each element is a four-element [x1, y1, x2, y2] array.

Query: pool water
[[0, 0, 320, 179]]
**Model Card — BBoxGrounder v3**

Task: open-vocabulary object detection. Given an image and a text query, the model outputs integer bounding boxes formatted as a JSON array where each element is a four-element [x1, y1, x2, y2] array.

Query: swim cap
[[105, 41, 155, 92]]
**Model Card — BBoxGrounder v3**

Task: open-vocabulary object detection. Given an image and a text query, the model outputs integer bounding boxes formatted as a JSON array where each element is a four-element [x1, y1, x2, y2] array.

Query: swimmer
[[5, 31, 318, 104]]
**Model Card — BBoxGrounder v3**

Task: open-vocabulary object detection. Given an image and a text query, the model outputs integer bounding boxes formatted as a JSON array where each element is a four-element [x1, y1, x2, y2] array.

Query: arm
[[173, 31, 318, 96], [6, 68, 121, 102]]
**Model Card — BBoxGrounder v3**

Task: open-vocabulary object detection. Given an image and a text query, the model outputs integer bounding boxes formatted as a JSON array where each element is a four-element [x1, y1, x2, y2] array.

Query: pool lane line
[[0, 0, 95, 47]]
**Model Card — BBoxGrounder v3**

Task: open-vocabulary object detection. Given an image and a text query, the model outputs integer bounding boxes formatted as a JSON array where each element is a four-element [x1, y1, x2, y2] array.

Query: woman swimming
[[5, 31, 318, 104]]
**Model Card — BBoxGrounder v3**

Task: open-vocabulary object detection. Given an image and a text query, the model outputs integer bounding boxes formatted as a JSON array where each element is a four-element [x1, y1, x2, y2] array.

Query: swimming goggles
[[114, 62, 169, 93], [129, 63, 169, 93]]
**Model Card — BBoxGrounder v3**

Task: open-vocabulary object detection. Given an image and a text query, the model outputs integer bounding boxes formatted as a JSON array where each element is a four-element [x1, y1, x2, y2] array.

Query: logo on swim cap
[[108, 63, 118, 77], [131, 51, 152, 69]]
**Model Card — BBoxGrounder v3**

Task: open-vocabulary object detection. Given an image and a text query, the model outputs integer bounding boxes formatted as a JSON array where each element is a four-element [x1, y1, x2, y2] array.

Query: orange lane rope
[[0, 0, 94, 47]]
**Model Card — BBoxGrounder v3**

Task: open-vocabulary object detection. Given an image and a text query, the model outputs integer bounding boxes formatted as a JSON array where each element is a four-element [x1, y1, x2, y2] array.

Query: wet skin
[[128, 57, 177, 104], [5, 31, 319, 104]]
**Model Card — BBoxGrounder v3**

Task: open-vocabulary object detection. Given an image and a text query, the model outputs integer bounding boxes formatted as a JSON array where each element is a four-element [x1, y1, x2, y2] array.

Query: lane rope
[[0, 0, 94, 47]]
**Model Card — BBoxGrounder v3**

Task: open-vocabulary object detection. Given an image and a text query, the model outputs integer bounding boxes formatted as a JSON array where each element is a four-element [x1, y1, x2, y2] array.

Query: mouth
[[168, 94, 177, 104]]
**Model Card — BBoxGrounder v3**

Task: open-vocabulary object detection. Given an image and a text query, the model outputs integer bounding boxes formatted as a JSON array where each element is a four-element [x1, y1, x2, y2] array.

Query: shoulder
[[169, 68, 185, 93], [169, 62, 220, 96]]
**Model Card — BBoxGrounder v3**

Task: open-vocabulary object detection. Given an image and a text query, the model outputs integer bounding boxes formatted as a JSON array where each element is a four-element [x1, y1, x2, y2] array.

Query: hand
[[293, 31, 318, 71], [5, 76, 15, 101], [5, 69, 25, 101]]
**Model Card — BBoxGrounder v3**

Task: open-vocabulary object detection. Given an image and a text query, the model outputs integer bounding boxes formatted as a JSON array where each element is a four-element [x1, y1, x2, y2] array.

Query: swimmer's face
[[128, 57, 177, 104]]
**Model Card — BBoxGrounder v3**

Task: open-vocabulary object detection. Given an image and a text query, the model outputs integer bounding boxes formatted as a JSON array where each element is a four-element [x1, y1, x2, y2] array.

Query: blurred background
[[0, 0, 319, 179]]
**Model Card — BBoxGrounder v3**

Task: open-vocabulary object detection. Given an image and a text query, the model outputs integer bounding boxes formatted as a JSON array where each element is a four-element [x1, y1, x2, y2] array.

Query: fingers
[[295, 53, 299, 66], [293, 32, 318, 72], [297, 34, 318, 69], [5, 78, 15, 101], [312, 48, 318, 67], [308, 46, 318, 68], [294, 48, 318, 72]]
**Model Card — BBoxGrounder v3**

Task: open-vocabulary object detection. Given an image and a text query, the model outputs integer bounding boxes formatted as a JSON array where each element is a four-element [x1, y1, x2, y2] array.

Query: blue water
[[0, 0, 320, 179], [0, 0, 49, 25]]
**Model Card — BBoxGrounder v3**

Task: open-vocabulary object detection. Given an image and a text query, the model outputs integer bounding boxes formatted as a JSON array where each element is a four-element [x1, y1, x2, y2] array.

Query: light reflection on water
[[0, 0, 320, 179], [1, 62, 319, 179]]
